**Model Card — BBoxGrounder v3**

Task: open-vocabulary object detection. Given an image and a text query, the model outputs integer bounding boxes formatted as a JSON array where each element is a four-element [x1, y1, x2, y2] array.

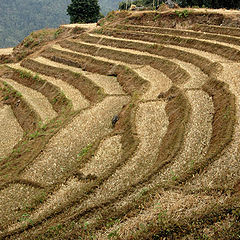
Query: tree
[[67, 0, 100, 24]]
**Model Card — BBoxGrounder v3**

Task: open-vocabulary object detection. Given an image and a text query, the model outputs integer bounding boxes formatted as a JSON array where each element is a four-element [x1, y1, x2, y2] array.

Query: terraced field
[[0, 9, 240, 240]]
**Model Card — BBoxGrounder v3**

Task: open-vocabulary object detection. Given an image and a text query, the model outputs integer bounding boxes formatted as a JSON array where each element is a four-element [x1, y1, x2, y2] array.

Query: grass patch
[[175, 9, 189, 18], [12, 28, 67, 61], [77, 144, 93, 160]]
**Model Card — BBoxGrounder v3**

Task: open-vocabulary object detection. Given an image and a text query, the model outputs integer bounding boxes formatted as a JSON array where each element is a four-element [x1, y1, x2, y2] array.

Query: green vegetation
[[0, 0, 70, 48], [67, 0, 101, 23], [0, 0, 122, 48], [178, 0, 240, 9], [77, 144, 93, 159], [175, 9, 189, 18], [118, 0, 240, 10]]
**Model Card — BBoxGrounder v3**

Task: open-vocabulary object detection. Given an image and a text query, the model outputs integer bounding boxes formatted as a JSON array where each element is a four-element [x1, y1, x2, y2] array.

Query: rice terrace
[[0, 6, 240, 240]]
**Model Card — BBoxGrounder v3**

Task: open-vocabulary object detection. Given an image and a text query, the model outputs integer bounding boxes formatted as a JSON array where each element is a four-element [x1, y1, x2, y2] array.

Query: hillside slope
[[0, 8, 240, 240], [0, 0, 121, 48]]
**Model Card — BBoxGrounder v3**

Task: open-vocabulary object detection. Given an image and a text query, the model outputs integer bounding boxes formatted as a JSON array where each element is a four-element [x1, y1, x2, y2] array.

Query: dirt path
[[154, 90, 214, 185], [9, 63, 90, 111], [21, 96, 130, 185], [171, 59, 209, 89], [60, 23, 96, 30], [0, 78, 57, 124], [0, 48, 13, 55], [185, 63, 240, 192], [134, 66, 172, 100], [0, 105, 23, 158], [164, 44, 232, 63]]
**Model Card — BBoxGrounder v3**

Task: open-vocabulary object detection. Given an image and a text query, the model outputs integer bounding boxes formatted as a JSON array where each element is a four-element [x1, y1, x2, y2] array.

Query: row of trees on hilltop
[[67, 0, 240, 22], [118, 0, 240, 9], [178, 0, 240, 9]]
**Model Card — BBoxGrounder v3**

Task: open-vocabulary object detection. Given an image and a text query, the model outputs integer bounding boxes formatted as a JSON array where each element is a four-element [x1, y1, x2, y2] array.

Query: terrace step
[[41, 45, 148, 95], [53, 42, 144, 69], [34, 54, 125, 96], [154, 90, 214, 185], [49, 45, 172, 100], [0, 78, 57, 124], [164, 44, 229, 63], [79, 33, 220, 77], [0, 183, 45, 231], [191, 24, 240, 38], [2, 13, 240, 239], [9, 136, 123, 227], [74, 35, 209, 89], [70, 88, 214, 215], [98, 27, 240, 61], [45, 98, 174, 222], [116, 24, 240, 48], [86, 32, 230, 65], [37, 86, 215, 233], [9, 63, 90, 111], [20, 58, 104, 103], [172, 59, 208, 89], [85, 100, 168, 202], [59, 39, 190, 85], [80, 135, 123, 177], [95, 190, 216, 239], [134, 66, 172, 100], [0, 105, 23, 158], [20, 95, 130, 185], [185, 63, 240, 192], [14, 100, 169, 233]]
